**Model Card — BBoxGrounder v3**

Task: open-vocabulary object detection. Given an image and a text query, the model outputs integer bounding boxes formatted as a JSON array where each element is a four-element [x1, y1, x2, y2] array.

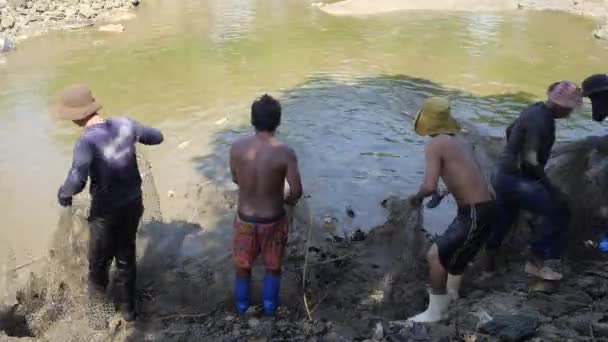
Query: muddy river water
[[1, 0, 608, 265]]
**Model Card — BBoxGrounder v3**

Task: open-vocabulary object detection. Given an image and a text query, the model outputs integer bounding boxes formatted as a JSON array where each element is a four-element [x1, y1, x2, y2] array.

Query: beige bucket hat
[[413, 97, 460, 136], [53, 84, 102, 121]]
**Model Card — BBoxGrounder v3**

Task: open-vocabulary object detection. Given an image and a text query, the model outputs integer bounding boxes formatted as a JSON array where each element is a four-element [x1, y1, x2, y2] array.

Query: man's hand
[[57, 187, 72, 207], [426, 190, 449, 209], [409, 195, 423, 208]]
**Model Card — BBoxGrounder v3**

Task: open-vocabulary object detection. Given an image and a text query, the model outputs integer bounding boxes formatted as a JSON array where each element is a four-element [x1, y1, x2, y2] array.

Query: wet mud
[[3, 134, 608, 341]]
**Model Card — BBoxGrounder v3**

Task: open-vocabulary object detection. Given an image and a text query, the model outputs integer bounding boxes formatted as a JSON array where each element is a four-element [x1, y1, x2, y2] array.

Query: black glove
[[57, 187, 72, 207]]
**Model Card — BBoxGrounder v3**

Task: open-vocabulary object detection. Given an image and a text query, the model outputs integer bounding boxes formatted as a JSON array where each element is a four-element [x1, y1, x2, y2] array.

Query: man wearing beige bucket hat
[[484, 81, 581, 282], [55, 84, 164, 322], [408, 97, 501, 323]]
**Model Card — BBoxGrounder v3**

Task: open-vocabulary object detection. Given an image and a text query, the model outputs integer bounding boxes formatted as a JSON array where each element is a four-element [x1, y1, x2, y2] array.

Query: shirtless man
[[408, 97, 499, 323], [230, 94, 303, 316]]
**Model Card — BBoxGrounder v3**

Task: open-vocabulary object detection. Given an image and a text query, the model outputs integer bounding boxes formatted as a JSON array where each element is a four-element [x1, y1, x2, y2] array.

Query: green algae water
[[1, 0, 607, 264]]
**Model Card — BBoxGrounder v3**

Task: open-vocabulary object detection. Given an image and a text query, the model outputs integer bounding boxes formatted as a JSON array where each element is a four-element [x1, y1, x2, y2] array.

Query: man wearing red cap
[[484, 81, 581, 281], [55, 84, 164, 322]]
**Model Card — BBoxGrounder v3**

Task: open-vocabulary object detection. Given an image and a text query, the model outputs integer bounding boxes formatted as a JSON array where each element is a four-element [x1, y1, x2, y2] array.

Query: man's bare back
[[423, 134, 491, 207], [230, 134, 302, 219]]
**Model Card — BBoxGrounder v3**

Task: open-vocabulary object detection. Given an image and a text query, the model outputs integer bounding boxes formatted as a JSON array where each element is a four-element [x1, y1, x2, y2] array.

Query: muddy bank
[[3, 190, 608, 342], [319, 0, 608, 39], [320, 0, 606, 17], [318, 0, 518, 15], [0, 0, 139, 41], [3, 135, 608, 341]]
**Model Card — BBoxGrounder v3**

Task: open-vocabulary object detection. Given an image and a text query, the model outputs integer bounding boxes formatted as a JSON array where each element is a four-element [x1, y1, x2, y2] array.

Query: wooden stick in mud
[[302, 208, 314, 321], [10, 257, 45, 272], [296, 254, 353, 269]]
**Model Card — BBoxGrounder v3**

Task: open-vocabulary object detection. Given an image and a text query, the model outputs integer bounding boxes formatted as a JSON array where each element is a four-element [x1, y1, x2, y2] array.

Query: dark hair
[[251, 94, 281, 132], [547, 81, 561, 93]]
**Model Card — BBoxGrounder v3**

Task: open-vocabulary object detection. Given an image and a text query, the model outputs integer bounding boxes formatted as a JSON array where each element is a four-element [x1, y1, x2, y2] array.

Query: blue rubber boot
[[263, 274, 281, 316], [235, 277, 251, 314], [599, 238, 608, 253]]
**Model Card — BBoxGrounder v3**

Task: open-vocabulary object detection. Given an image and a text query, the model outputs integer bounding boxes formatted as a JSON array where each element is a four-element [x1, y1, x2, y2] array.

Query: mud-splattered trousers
[[88, 198, 143, 310], [486, 172, 569, 260]]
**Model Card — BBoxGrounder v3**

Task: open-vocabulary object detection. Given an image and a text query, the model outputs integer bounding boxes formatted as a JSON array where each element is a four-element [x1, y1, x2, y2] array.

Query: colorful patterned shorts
[[233, 214, 289, 272]]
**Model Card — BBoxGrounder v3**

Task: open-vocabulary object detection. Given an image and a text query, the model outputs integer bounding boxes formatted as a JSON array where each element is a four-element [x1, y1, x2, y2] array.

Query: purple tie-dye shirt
[[58, 117, 163, 210]]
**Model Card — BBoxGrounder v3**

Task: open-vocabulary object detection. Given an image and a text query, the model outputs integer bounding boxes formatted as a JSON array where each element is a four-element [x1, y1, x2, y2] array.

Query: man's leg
[[233, 217, 258, 314], [409, 213, 472, 323], [113, 200, 143, 321], [482, 175, 518, 274], [87, 214, 115, 301], [427, 244, 448, 294], [260, 217, 289, 316], [503, 176, 567, 280]]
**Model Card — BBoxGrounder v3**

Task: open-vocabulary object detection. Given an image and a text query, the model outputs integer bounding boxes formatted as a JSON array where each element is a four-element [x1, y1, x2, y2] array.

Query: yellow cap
[[413, 97, 460, 136]]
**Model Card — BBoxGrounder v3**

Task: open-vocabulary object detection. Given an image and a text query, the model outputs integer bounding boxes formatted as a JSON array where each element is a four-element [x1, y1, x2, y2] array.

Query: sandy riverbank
[[319, 0, 608, 38], [320, 0, 607, 16]]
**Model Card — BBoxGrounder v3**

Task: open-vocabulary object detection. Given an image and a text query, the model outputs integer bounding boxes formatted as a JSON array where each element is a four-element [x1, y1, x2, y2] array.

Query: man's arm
[[412, 141, 441, 205], [57, 138, 93, 206], [132, 119, 164, 145], [284, 147, 303, 206], [229, 145, 238, 185], [518, 126, 553, 188]]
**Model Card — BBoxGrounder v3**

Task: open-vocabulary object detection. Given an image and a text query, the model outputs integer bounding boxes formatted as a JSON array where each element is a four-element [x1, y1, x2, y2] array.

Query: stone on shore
[[1, 16, 15, 30], [98, 23, 124, 32], [479, 314, 540, 341], [594, 23, 608, 40], [0, 35, 15, 51]]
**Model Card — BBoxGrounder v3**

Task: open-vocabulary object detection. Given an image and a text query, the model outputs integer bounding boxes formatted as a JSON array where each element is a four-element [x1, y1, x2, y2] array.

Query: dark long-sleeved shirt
[[497, 102, 556, 181], [58, 117, 163, 211]]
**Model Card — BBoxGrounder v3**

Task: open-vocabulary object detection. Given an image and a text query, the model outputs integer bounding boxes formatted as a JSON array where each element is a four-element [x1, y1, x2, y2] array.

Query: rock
[[594, 24, 608, 40], [528, 291, 591, 317], [312, 322, 327, 336], [346, 206, 355, 218], [35, 2, 48, 12], [8, 0, 25, 9], [92, 2, 103, 10], [64, 7, 77, 18], [177, 141, 190, 149], [0, 35, 15, 52], [0, 0, 7, 9], [98, 23, 124, 32], [248, 318, 260, 329], [1, 16, 15, 29], [479, 314, 540, 341], [79, 4, 95, 19], [371, 321, 384, 341], [131, 0, 140, 6]]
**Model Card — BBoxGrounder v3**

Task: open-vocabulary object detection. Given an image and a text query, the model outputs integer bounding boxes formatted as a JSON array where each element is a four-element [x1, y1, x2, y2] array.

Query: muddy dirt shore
[[2, 189, 608, 342], [320, 0, 608, 39], [320, 0, 608, 17]]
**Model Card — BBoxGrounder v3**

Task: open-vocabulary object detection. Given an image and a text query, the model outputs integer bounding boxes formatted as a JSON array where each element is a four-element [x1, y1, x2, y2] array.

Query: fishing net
[[0, 151, 162, 340], [547, 135, 608, 257]]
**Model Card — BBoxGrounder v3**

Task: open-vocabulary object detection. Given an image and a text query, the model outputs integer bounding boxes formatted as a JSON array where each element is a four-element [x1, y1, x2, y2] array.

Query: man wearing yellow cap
[[408, 97, 500, 323]]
